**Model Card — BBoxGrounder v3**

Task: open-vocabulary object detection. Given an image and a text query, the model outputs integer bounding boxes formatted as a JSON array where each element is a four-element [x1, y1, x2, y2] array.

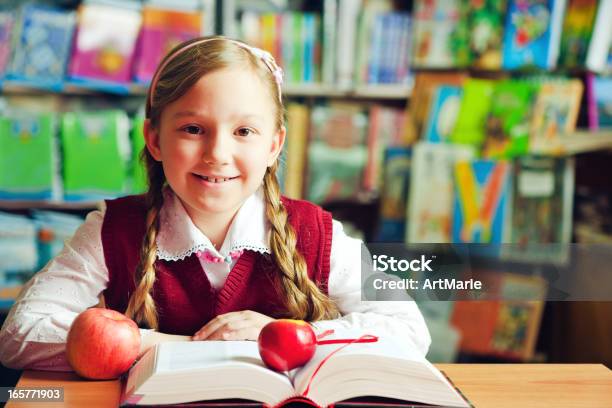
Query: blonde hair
[[126, 36, 339, 329]]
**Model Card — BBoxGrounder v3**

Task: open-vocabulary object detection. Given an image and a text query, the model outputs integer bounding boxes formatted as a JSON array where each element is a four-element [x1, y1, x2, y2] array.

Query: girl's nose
[[202, 131, 232, 164]]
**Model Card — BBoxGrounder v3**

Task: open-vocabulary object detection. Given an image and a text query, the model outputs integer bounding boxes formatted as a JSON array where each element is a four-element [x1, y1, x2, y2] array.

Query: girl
[[0, 36, 430, 371]]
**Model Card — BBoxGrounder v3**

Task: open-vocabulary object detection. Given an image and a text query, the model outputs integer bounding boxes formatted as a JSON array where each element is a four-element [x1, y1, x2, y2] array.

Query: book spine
[[368, 13, 383, 84], [586, 0, 612, 72], [322, 0, 337, 84], [548, 0, 568, 69]]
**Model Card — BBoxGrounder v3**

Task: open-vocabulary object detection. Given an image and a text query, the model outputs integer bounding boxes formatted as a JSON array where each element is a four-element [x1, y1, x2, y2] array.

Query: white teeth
[[200, 175, 232, 183]]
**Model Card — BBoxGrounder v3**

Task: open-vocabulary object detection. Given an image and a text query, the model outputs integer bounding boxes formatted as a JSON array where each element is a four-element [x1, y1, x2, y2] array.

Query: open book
[[123, 331, 469, 407]]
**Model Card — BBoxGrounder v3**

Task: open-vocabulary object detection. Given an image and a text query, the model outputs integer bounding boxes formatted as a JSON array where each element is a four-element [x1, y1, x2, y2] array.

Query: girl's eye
[[182, 125, 203, 135], [236, 127, 254, 137]]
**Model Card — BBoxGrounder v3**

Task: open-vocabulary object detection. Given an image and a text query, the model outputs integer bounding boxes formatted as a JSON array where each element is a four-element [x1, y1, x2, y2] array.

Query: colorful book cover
[[557, 0, 598, 68], [7, 5, 75, 87], [452, 160, 512, 244], [0, 113, 59, 200], [69, 3, 142, 84], [422, 85, 462, 143], [483, 80, 538, 159], [450, 78, 496, 148], [469, 0, 507, 69], [412, 0, 466, 68], [61, 110, 131, 200], [406, 142, 476, 244], [133, 6, 202, 83], [451, 273, 547, 360], [364, 105, 406, 192], [503, 156, 574, 264], [530, 79, 583, 154], [376, 147, 412, 242], [306, 104, 369, 204], [403, 71, 467, 143], [502, 0, 566, 70], [0, 12, 14, 76], [593, 77, 612, 128]]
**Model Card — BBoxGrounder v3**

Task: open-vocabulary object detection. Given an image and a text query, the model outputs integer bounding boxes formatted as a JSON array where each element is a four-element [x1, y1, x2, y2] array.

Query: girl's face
[[144, 67, 285, 222]]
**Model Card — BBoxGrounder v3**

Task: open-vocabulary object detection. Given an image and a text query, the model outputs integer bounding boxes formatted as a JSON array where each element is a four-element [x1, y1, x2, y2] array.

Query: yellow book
[[284, 103, 310, 199]]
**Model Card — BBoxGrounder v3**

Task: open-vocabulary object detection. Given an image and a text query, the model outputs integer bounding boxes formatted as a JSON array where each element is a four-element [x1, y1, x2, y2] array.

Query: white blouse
[[0, 189, 430, 371]]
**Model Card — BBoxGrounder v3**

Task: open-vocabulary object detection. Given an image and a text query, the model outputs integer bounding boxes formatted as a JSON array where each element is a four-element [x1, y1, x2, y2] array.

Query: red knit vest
[[101, 194, 333, 335]]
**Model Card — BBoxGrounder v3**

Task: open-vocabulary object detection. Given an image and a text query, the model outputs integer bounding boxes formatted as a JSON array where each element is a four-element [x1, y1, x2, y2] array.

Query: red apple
[[66, 308, 141, 379], [257, 319, 316, 371]]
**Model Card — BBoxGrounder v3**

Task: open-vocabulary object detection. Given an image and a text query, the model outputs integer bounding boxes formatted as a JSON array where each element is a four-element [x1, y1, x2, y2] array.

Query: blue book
[[502, 0, 566, 70], [302, 13, 316, 83], [7, 4, 75, 87], [376, 147, 412, 242], [367, 14, 384, 84], [594, 77, 612, 128], [423, 86, 463, 143]]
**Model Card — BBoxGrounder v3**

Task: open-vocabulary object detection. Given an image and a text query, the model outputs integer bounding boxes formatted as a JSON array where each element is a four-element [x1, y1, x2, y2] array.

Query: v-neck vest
[[101, 194, 333, 335]]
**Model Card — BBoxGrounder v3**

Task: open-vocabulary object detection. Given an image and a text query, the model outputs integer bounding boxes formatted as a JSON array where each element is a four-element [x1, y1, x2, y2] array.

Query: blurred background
[[0, 0, 611, 384]]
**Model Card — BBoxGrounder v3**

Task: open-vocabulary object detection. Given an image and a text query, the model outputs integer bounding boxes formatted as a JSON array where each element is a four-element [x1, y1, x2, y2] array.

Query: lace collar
[[156, 188, 271, 261]]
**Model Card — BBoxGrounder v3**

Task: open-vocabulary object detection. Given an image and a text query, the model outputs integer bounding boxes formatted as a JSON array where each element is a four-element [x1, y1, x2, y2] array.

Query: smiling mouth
[[194, 174, 239, 183]]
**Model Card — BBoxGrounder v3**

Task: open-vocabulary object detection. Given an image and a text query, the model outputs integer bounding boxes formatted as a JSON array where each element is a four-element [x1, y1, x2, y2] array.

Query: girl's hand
[[192, 311, 274, 341]]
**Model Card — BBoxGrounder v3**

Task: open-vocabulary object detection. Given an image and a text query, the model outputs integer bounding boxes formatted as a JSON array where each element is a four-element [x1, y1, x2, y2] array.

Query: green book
[[484, 80, 538, 158], [0, 113, 59, 200], [131, 116, 147, 194], [61, 110, 131, 200], [291, 12, 303, 83], [450, 78, 495, 148]]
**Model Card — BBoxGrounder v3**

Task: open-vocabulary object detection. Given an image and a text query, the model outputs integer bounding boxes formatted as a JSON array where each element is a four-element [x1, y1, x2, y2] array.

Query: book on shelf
[[0, 212, 38, 275], [529, 79, 583, 154], [502, 0, 567, 70], [450, 78, 496, 148], [0, 11, 14, 76], [375, 146, 412, 242], [6, 4, 76, 87], [123, 330, 470, 407], [503, 155, 574, 264], [557, 0, 598, 68], [403, 71, 466, 144], [336, 0, 362, 88], [0, 112, 60, 201], [411, 0, 464, 68], [468, 0, 507, 70], [305, 103, 369, 204], [451, 273, 547, 361], [406, 142, 476, 244], [133, 5, 203, 83], [364, 104, 406, 192], [591, 76, 612, 128], [69, 1, 142, 84], [422, 85, 462, 144], [130, 116, 147, 194], [61, 110, 131, 201], [585, 0, 612, 73], [452, 159, 512, 244], [483, 79, 538, 159], [282, 103, 310, 200]]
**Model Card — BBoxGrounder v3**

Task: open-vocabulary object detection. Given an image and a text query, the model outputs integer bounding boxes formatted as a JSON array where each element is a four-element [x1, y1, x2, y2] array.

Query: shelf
[[1, 79, 412, 100], [282, 83, 412, 100], [0, 200, 101, 210], [0, 78, 148, 96], [531, 130, 612, 156]]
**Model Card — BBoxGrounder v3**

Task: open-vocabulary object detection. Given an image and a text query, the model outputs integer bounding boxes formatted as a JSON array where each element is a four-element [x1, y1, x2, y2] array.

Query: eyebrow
[[172, 111, 264, 122]]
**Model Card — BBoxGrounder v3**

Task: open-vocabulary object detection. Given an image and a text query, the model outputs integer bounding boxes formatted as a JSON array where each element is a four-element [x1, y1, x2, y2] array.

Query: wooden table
[[6, 364, 612, 407]]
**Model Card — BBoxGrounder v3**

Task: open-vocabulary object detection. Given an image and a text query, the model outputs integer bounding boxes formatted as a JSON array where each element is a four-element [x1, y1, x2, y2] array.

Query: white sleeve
[[312, 220, 431, 357], [0, 204, 151, 371]]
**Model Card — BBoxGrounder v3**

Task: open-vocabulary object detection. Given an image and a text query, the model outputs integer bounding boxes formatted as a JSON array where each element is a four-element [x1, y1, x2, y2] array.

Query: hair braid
[[125, 151, 165, 329], [263, 164, 339, 321]]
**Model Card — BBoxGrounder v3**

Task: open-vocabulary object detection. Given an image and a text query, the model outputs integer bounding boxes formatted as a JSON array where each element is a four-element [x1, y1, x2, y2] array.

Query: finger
[[192, 311, 249, 340], [216, 326, 261, 341], [197, 318, 254, 341]]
